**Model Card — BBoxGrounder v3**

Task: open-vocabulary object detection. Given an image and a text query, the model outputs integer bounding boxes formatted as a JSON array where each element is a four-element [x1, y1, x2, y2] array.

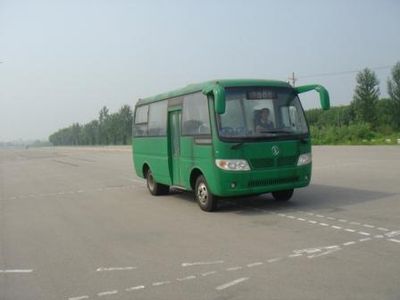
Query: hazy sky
[[1, 0, 399, 141]]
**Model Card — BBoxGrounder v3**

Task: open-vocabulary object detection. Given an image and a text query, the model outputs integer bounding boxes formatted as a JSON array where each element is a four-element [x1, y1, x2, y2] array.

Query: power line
[[297, 64, 393, 80]]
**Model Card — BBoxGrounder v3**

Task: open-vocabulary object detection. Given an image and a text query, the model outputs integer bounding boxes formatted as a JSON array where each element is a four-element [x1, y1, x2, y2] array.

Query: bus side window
[[134, 105, 149, 137], [280, 106, 298, 129], [289, 106, 298, 128], [182, 93, 211, 136], [148, 101, 167, 136]]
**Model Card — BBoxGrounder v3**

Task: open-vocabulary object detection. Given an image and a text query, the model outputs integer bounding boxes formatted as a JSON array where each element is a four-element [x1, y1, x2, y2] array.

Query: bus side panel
[[132, 137, 172, 185], [180, 137, 215, 190]]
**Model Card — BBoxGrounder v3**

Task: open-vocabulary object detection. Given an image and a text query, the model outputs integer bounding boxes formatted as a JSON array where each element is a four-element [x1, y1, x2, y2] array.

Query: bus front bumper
[[210, 164, 312, 197]]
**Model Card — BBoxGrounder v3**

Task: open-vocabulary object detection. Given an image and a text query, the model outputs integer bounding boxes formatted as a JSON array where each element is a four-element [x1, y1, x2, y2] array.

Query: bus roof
[[136, 79, 292, 105]]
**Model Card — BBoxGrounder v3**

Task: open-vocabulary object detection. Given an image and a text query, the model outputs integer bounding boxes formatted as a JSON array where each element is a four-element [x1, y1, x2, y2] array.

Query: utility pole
[[288, 72, 297, 87]]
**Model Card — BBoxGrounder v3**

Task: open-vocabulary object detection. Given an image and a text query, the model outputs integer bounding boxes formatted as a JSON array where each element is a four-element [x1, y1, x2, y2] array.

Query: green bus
[[132, 79, 329, 211]]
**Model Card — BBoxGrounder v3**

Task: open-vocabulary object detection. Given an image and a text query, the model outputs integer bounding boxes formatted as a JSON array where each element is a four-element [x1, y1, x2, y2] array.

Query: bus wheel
[[195, 175, 217, 212], [272, 189, 294, 201], [146, 169, 169, 196]]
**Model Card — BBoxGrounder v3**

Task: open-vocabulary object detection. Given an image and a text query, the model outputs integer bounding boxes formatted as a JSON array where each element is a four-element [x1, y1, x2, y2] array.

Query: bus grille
[[250, 158, 274, 169], [277, 156, 298, 167], [250, 156, 298, 169], [248, 176, 299, 188]]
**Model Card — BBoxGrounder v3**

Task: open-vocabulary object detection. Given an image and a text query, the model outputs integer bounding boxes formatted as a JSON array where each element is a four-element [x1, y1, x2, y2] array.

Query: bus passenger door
[[168, 110, 182, 186]]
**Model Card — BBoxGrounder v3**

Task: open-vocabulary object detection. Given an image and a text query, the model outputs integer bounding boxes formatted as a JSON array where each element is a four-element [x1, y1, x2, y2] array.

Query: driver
[[255, 108, 274, 132]]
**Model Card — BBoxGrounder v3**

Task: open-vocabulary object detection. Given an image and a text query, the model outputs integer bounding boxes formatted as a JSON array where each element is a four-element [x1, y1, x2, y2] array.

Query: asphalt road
[[0, 146, 399, 300]]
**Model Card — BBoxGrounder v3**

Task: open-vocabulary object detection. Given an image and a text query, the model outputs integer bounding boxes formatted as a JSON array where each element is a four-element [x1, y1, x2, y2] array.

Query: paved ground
[[0, 146, 399, 300]]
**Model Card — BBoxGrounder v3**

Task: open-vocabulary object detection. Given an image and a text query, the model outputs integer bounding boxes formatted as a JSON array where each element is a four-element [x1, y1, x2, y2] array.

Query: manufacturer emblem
[[271, 145, 280, 156]]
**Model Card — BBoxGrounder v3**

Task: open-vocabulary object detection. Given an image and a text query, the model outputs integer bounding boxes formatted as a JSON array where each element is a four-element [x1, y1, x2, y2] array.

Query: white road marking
[[306, 212, 314, 216], [278, 213, 286, 217], [327, 217, 336, 220], [96, 267, 136, 272], [0, 269, 33, 273], [152, 281, 171, 286], [294, 248, 320, 254], [345, 229, 356, 233], [389, 238, 400, 244], [374, 235, 384, 238], [177, 275, 196, 281], [326, 245, 339, 249], [297, 218, 306, 221], [201, 271, 217, 276], [358, 232, 371, 236], [288, 253, 303, 258], [308, 247, 340, 258], [343, 241, 356, 246], [125, 285, 145, 291], [319, 223, 329, 226], [350, 221, 361, 225], [331, 225, 342, 229], [216, 277, 249, 291], [287, 215, 295, 219], [68, 296, 89, 300], [385, 231, 400, 238], [363, 224, 375, 228], [267, 257, 282, 263], [97, 290, 118, 297], [359, 237, 371, 242], [338, 219, 347, 223], [378, 227, 389, 232], [226, 266, 242, 271], [247, 262, 263, 267], [181, 260, 224, 267], [308, 220, 317, 224], [316, 214, 324, 218]]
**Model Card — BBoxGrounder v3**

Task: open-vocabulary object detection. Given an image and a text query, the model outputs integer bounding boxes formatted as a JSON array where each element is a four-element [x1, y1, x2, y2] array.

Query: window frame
[[215, 87, 310, 143], [147, 101, 168, 137], [181, 92, 212, 137], [133, 105, 149, 137]]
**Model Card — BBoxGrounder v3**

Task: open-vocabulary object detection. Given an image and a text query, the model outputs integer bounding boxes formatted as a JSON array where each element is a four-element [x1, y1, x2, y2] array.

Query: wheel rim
[[197, 182, 208, 206], [147, 172, 155, 191]]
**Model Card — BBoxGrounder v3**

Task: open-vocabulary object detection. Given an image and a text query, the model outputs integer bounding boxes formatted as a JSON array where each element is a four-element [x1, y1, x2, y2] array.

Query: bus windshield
[[218, 86, 308, 140]]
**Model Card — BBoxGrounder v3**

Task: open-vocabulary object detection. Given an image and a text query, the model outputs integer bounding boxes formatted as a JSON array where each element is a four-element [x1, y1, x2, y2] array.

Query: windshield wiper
[[258, 130, 293, 134], [231, 142, 244, 150]]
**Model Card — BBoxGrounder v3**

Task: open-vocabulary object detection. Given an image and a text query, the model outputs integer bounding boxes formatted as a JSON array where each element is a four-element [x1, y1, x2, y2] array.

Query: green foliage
[[307, 100, 400, 145], [49, 106, 133, 146], [306, 106, 353, 128], [351, 68, 380, 127], [388, 62, 400, 130], [310, 123, 375, 145]]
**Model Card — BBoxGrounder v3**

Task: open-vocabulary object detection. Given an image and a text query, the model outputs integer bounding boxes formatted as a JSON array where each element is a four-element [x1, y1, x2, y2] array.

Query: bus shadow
[[216, 184, 395, 214], [167, 184, 395, 214]]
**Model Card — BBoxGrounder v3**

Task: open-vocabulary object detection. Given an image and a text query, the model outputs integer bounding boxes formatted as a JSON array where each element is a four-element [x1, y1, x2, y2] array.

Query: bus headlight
[[215, 159, 251, 171], [297, 153, 312, 166]]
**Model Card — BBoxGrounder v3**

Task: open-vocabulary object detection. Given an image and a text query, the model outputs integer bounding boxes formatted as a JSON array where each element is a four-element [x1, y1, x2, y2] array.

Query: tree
[[351, 68, 380, 127], [388, 62, 400, 130], [98, 106, 110, 144], [118, 105, 133, 145]]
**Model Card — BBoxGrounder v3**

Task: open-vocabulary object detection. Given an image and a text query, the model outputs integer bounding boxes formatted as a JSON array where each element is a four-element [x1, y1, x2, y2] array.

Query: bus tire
[[146, 169, 169, 196], [195, 175, 217, 212], [272, 189, 294, 201]]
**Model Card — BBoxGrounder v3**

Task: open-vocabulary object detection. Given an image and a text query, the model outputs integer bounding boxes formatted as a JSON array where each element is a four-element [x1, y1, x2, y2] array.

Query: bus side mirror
[[203, 85, 226, 114], [295, 84, 330, 110]]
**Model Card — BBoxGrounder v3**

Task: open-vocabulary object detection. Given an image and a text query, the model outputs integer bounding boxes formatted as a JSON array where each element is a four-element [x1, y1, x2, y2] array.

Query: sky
[[1, 0, 399, 141]]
